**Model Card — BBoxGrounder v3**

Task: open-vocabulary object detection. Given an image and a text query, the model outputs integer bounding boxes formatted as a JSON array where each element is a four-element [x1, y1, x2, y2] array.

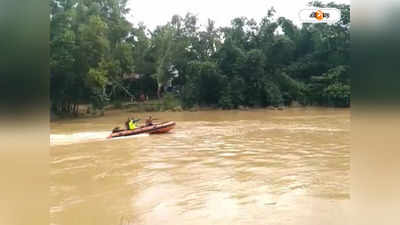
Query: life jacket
[[128, 120, 136, 130]]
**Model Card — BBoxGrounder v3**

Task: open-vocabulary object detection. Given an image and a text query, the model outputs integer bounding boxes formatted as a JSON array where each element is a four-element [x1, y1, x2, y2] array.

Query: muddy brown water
[[50, 108, 350, 225]]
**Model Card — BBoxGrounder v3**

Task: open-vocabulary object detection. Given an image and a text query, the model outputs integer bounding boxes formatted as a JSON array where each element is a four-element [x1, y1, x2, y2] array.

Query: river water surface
[[50, 108, 350, 225]]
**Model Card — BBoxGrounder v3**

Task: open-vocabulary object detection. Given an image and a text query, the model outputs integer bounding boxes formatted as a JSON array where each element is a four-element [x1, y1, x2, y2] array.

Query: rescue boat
[[107, 121, 176, 139]]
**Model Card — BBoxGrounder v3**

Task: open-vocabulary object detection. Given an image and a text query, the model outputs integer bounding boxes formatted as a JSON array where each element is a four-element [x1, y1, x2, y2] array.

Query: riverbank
[[50, 99, 302, 122], [51, 98, 179, 121]]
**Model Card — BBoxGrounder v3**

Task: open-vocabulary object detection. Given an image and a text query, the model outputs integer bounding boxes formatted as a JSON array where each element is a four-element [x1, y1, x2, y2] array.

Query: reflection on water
[[51, 108, 350, 225]]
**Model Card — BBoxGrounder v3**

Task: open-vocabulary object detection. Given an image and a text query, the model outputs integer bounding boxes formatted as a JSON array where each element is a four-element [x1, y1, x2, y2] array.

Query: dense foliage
[[50, 0, 350, 114]]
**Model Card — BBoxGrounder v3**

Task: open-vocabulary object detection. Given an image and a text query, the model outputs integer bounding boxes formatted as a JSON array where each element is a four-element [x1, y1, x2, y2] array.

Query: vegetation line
[[50, 1, 350, 117]]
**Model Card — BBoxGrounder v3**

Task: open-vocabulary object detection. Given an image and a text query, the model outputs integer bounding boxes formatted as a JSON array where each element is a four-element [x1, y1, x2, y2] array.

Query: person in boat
[[112, 126, 122, 133], [125, 118, 130, 130], [128, 119, 136, 130], [125, 117, 139, 130], [145, 115, 154, 126]]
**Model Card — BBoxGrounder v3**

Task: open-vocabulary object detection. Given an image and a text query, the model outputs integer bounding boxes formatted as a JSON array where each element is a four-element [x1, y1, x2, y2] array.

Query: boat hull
[[107, 121, 175, 139]]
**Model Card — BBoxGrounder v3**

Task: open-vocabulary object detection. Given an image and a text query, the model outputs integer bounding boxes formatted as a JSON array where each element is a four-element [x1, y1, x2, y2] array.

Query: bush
[[182, 61, 224, 108], [181, 81, 198, 109], [323, 83, 350, 107], [218, 84, 233, 109], [263, 81, 283, 107], [112, 100, 123, 109], [162, 93, 181, 110], [229, 76, 245, 108], [89, 88, 109, 110]]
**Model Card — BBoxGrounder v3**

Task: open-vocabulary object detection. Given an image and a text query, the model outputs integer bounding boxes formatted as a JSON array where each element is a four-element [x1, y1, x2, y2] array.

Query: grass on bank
[[112, 93, 183, 113], [51, 93, 295, 121]]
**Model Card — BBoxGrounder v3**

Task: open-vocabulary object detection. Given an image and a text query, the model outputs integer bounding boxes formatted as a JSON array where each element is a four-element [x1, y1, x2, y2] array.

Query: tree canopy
[[50, 0, 350, 114]]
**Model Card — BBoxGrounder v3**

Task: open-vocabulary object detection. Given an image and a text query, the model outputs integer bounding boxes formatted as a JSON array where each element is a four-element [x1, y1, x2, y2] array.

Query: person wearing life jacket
[[128, 118, 136, 130], [125, 118, 130, 130], [124, 117, 136, 130]]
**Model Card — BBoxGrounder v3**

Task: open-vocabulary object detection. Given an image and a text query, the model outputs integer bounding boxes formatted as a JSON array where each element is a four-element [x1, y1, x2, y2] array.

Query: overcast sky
[[126, 0, 350, 30]]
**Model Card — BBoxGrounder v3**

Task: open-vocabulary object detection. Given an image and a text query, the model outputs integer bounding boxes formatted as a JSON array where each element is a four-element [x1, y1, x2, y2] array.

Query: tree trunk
[[157, 83, 162, 99], [73, 104, 79, 114]]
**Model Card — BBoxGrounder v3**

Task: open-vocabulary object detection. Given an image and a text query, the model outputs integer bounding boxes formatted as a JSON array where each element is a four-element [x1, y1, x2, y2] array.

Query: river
[[50, 107, 350, 225]]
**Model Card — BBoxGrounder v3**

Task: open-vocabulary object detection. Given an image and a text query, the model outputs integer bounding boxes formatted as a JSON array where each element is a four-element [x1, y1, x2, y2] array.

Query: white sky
[[126, 0, 350, 30]]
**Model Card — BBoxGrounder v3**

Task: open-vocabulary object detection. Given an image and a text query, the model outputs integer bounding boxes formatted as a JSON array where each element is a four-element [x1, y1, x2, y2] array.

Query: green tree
[[151, 25, 176, 98], [50, 1, 351, 115], [50, 0, 134, 113]]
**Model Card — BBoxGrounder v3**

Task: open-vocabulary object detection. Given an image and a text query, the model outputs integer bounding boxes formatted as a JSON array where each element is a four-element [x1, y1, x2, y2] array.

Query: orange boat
[[107, 121, 176, 139]]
